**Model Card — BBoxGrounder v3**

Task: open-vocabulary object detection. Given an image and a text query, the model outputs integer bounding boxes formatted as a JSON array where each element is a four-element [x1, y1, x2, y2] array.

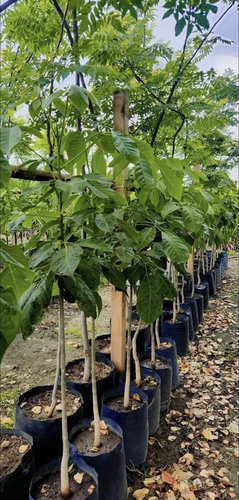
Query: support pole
[[187, 165, 200, 281], [110, 90, 129, 373]]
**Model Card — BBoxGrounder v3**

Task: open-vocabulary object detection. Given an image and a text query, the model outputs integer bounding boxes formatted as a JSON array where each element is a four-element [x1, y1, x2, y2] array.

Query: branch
[[172, 115, 185, 157], [51, 0, 74, 47], [10, 165, 68, 181], [182, 1, 236, 74], [150, 28, 189, 147], [150, 2, 235, 148], [0, 0, 18, 13]]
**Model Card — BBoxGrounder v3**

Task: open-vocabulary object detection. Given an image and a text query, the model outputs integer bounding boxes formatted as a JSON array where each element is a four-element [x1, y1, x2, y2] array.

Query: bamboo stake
[[110, 90, 129, 373]]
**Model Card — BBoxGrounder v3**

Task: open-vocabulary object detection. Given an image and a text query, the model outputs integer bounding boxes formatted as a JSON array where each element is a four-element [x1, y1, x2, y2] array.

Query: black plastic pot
[[194, 283, 209, 311], [69, 417, 127, 500], [193, 293, 204, 324], [66, 352, 115, 418], [128, 314, 150, 355], [101, 387, 148, 468], [0, 429, 34, 500], [220, 251, 228, 270], [139, 353, 172, 413], [119, 367, 161, 436], [179, 304, 194, 341], [145, 336, 180, 390], [29, 456, 99, 500], [89, 335, 111, 359], [184, 297, 199, 333], [161, 312, 189, 356], [15, 385, 83, 468], [213, 265, 221, 289], [201, 271, 216, 297]]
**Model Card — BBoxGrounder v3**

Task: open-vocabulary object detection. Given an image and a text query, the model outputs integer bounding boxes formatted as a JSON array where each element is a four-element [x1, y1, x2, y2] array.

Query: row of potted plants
[[0, 247, 228, 499]]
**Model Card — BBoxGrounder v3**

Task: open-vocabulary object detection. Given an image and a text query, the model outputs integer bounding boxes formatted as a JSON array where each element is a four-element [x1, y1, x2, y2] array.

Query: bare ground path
[[0, 254, 238, 500]]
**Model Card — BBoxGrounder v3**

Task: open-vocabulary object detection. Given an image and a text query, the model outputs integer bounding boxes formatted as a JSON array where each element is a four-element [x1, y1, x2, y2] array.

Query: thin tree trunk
[[150, 323, 155, 369], [181, 275, 185, 304], [82, 311, 91, 382], [124, 284, 132, 409], [155, 318, 160, 348], [132, 319, 142, 387], [59, 291, 71, 498], [91, 317, 101, 448], [47, 324, 61, 417]]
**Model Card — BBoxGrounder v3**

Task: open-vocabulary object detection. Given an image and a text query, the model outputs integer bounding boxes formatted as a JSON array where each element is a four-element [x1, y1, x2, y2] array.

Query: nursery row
[[0, 249, 228, 500]]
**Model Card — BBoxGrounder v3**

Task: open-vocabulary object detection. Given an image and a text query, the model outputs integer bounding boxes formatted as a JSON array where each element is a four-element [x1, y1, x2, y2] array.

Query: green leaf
[[112, 131, 139, 162], [134, 138, 154, 162], [0, 265, 35, 300], [50, 245, 83, 276], [0, 241, 29, 269], [93, 291, 102, 316], [0, 152, 11, 189], [0, 287, 22, 363], [162, 9, 174, 20], [92, 146, 107, 175], [53, 97, 69, 117], [150, 188, 159, 207], [115, 246, 134, 265], [194, 13, 210, 29], [116, 219, 139, 243], [7, 215, 25, 232], [65, 131, 86, 163], [0, 126, 22, 155], [137, 273, 163, 323], [30, 243, 57, 269], [21, 126, 43, 139], [68, 85, 89, 113], [135, 159, 154, 190], [102, 266, 127, 291], [63, 276, 97, 318], [182, 207, 204, 234], [41, 90, 61, 109], [175, 17, 186, 36], [95, 213, 117, 233], [137, 227, 156, 251], [124, 263, 144, 284], [19, 277, 53, 339], [155, 159, 182, 201], [161, 231, 191, 263], [156, 273, 177, 299], [161, 202, 180, 219]]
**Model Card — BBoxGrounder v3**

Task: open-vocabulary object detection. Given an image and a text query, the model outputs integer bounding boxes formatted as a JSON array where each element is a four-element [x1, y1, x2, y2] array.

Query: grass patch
[[65, 326, 82, 338]]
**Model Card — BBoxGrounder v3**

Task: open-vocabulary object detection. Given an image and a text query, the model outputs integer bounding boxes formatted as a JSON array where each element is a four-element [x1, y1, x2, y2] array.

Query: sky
[[153, 2, 239, 183]]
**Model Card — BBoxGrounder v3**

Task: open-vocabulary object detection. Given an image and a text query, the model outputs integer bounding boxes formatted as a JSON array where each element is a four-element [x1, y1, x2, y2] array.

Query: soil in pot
[[30, 457, 98, 500], [0, 429, 34, 500], [66, 353, 115, 418], [70, 417, 127, 500], [15, 385, 83, 468], [101, 387, 148, 468], [89, 335, 111, 359]]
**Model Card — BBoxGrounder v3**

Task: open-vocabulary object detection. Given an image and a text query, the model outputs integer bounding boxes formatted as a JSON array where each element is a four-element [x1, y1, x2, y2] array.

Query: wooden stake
[[110, 90, 129, 372], [187, 164, 200, 278]]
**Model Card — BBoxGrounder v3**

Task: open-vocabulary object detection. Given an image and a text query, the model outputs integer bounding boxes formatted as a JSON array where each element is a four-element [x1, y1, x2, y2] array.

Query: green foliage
[[0, 287, 22, 363], [19, 276, 53, 339]]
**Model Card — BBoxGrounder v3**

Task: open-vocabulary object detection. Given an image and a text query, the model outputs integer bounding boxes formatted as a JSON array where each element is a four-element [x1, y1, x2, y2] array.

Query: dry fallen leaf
[[1, 439, 10, 449], [161, 470, 176, 486], [74, 472, 84, 484], [143, 478, 156, 486], [56, 403, 62, 411], [32, 406, 42, 415], [90, 446, 99, 452], [233, 448, 239, 458], [228, 421, 239, 435], [87, 485, 95, 494], [179, 453, 194, 465], [166, 490, 176, 500], [19, 444, 28, 454], [133, 393, 141, 402], [133, 488, 149, 500], [44, 406, 50, 413], [168, 435, 177, 441], [202, 429, 218, 441]]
